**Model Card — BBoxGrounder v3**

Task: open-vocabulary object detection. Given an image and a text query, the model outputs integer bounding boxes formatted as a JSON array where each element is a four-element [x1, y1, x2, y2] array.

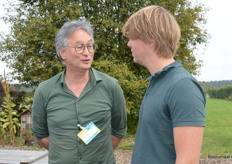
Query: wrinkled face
[[127, 39, 151, 67], [59, 29, 94, 71]]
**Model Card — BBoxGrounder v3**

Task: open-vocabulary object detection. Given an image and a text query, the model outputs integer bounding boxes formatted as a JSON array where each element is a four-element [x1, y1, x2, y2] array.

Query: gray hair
[[55, 18, 94, 62]]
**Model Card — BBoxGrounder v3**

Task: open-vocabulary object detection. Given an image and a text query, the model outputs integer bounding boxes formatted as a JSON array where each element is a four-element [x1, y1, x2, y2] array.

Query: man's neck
[[65, 68, 90, 85], [147, 57, 175, 76], [64, 68, 90, 97]]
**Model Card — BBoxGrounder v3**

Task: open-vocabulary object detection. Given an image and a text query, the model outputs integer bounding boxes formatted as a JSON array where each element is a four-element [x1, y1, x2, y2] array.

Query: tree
[[0, 0, 209, 133], [93, 59, 147, 133], [0, 0, 208, 85]]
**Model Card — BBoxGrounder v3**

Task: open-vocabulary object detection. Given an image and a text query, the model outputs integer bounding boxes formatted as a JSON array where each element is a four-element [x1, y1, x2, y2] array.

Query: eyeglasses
[[66, 44, 97, 54]]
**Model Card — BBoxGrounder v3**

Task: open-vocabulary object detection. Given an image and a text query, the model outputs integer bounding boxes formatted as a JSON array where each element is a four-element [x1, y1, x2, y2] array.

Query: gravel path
[[115, 150, 132, 164], [115, 150, 232, 164], [1, 146, 232, 164]]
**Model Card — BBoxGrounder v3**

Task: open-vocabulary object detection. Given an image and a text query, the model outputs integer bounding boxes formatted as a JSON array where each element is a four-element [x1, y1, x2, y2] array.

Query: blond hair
[[122, 5, 181, 58]]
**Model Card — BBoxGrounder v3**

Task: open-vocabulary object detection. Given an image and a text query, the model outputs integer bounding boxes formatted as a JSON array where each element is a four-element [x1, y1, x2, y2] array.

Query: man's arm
[[38, 137, 50, 150], [110, 81, 127, 149], [111, 135, 123, 149], [174, 126, 204, 164]]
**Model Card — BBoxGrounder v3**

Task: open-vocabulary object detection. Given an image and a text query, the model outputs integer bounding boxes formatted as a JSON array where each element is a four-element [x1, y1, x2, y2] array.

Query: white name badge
[[77, 122, 101, 145]]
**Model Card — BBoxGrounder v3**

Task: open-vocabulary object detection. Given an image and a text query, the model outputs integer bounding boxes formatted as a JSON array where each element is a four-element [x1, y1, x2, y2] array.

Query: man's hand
[[111, 135, 123, 149], [38, 137, 50, 150]]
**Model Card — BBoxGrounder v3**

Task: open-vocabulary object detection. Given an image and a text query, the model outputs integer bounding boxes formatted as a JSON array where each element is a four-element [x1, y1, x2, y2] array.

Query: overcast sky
[[0, 0, 232, 82], [195, 0, 232, 81]]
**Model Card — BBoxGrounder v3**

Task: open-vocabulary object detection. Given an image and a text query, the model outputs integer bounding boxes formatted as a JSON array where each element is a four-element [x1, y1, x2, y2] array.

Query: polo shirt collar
[[150, 60, 182, 80], [90, 68, 103, 85], [60, 68, 102, 86], [60, 70, 65, 85], [90, 68, 102, 82]]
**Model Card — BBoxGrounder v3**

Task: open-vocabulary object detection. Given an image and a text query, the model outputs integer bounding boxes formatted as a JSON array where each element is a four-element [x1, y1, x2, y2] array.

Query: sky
[[195, 0, 232, 81], [0, 0, 232, 82]]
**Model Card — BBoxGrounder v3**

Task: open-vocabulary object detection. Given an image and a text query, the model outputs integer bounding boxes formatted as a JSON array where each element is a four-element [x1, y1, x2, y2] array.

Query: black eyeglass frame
[[65, 44, 97, 54]]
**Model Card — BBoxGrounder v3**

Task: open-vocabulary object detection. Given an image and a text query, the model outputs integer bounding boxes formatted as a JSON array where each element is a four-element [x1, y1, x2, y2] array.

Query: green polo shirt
[[31, 68, 127, 164], [131, 61, 206, 164]]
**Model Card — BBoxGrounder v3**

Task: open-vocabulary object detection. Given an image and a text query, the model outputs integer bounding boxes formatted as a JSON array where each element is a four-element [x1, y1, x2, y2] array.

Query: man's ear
[[149, 42, 155, 48], [59, 48, 66, 60]]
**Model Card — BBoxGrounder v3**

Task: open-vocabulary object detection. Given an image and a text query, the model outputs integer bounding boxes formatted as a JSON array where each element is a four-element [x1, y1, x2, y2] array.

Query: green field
[[201, 98, 232, 158], [119, 98, 232, 159]]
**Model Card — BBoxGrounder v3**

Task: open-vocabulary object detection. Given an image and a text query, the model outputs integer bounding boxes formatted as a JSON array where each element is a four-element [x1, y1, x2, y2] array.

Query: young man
[[122, 5, 205, 164], [31, 19, 127, 164]]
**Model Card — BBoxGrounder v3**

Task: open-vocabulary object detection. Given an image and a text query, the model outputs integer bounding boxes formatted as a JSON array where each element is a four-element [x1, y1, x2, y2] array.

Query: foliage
[[200, 80, 232, 90], [26, 142, 44, 150], [0, 0, 208, 85], [18, 90, 34, 114], [0, 109, 6, 144], [118, 133, 135, 150], [0, 0, 209, 133], [15, 136, 26, 146], [21, 129, 36, 143], [0, 82, 27, 117], [0, 72, 21, 145], [201, 99, 232, 158], [11, 89, 26, 108], [93, 59, 147, 133], [207, 85, 232, 100]]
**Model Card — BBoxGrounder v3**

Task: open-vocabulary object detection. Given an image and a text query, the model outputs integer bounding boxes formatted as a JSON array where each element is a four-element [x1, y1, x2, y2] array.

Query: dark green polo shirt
[[31, 68, 127, 164], [131, 61, 206, 164]]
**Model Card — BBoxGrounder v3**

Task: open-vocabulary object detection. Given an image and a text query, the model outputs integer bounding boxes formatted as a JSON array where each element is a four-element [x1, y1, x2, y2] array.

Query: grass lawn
[[119, 98, 232, 160], [201, 98, 232, 158]]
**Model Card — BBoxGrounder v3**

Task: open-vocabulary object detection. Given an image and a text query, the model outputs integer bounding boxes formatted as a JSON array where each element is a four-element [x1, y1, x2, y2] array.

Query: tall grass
[[201, 98, 232, 158]]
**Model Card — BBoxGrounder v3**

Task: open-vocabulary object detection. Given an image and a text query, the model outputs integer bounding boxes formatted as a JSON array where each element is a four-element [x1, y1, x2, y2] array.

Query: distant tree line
[[200, 80, 232, 89], [207, 86, 232, 101], [200, 80, 232, 101]]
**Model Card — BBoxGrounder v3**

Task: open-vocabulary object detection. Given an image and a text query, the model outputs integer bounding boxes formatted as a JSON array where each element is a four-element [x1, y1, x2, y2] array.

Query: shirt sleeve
[[110, 81, 127, 138], [168, 78, 206, 127], [31, 85, 49, 140]]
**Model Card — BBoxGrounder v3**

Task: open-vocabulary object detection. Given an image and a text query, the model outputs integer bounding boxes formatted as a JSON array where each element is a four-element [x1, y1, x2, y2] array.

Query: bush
[[93, 59, 147, 134], [21, 130, 36, 143], [0, 82, 26, 114], [208, 85, 232, 100]]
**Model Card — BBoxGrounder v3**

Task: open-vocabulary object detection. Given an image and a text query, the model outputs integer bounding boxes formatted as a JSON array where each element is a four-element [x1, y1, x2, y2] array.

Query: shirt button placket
[[76, 99, 82, 160]]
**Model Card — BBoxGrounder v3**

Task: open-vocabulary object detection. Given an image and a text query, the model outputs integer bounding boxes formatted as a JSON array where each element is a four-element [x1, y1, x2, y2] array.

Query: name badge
[[77, 122, 101, 145]]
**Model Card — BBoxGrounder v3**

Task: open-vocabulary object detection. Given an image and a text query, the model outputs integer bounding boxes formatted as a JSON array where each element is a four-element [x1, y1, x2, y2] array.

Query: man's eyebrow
[[74, 39, 93, 44]]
